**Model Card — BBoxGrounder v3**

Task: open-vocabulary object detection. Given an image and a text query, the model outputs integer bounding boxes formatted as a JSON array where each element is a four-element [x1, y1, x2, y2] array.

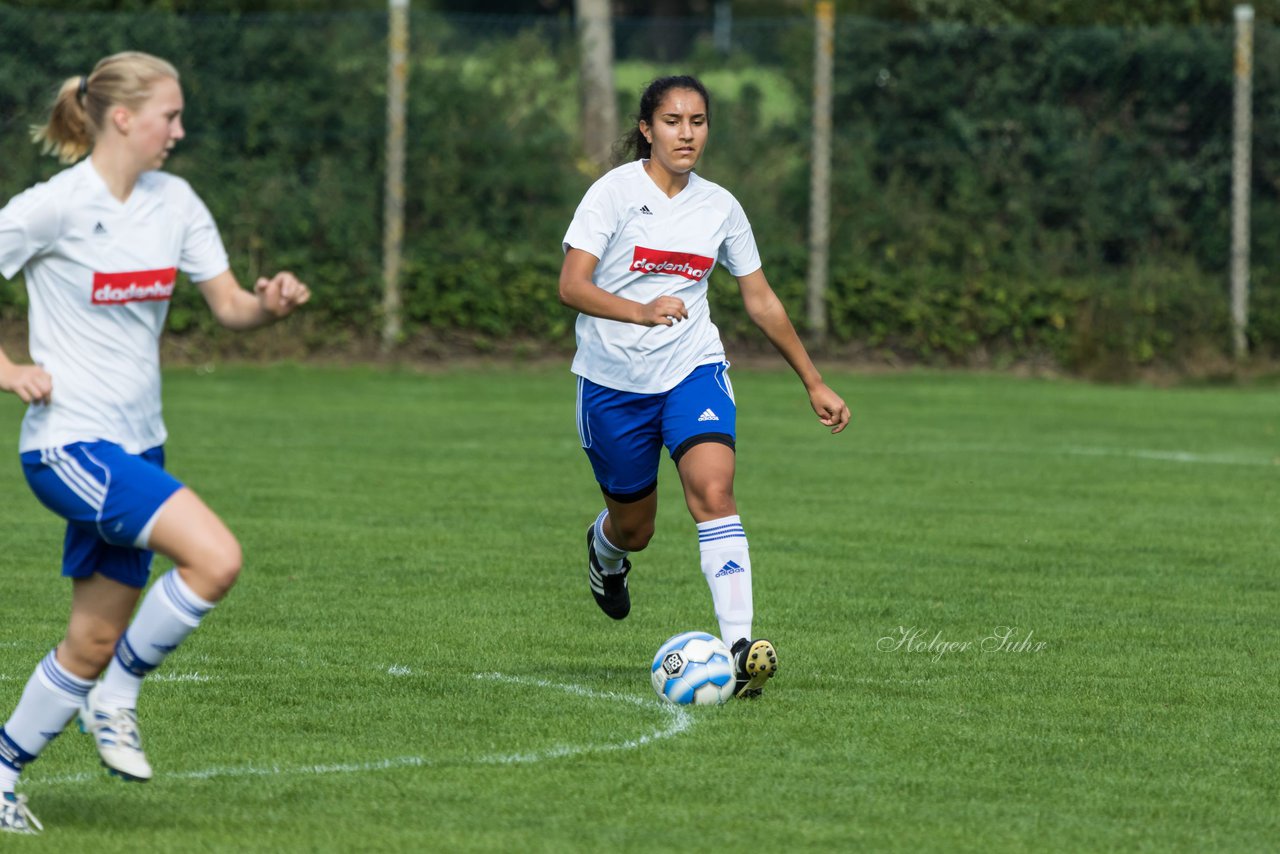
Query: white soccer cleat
[[79, 685, 153, 782], [1, 792, 42, 835]]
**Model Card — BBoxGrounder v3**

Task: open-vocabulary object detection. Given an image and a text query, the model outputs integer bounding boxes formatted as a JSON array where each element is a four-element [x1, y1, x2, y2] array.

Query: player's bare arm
[[0, 347, 52, 405], [736, 267, 850, 434], [197, 269, 311, 331], [559, 247, 688, 327]]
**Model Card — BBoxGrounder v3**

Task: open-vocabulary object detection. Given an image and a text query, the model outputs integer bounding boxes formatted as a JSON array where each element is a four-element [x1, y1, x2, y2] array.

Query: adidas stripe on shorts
[[21, 441, 183, 588], [576, 361, 737, 501]]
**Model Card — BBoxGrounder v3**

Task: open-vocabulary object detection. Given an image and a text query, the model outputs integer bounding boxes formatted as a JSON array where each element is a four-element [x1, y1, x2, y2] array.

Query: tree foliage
[[2, 0, 1276, 24], [0, 7, 1275, 371]]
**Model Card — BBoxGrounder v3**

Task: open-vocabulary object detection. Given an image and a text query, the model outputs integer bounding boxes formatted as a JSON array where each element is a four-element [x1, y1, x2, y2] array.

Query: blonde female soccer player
[[0, 51, 310, 834], [559, 75, 850, 700]]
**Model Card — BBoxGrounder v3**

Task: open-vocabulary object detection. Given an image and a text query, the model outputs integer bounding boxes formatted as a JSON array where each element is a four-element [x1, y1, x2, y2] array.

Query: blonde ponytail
[[30, 76, 93, 164], [30, 52, 180, 165]]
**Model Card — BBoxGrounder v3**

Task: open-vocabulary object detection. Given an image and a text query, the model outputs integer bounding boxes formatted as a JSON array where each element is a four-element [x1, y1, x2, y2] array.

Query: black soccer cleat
[[587, 525, 631, 620], [730, 637, 778, 699]]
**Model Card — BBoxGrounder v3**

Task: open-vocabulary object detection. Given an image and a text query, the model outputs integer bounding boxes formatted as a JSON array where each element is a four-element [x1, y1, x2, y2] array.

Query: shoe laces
[[1, 793, 43, 834], [93, 707, 144, 750]]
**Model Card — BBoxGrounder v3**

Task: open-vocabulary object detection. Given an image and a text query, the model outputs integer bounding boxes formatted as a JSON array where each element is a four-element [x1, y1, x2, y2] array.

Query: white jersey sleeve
[[562, 179, 622, 260], [0, 183, 63, 280], [717, 197, 762, 277], [171, 178, 230, 282]]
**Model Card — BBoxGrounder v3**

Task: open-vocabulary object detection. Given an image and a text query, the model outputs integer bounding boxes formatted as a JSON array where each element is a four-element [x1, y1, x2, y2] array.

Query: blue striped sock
[[697, 515, 753, 646], [97, 570, 215, 711], [1, 650, 93, 788]]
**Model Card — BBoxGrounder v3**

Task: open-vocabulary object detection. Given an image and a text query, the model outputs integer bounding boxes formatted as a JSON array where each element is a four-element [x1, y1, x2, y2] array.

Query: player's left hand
[[809, 383, 850, 434], [254, 271, 311, 318]]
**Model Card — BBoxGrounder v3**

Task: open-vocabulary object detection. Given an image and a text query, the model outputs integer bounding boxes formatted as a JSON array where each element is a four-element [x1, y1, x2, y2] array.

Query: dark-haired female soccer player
[[559, 75, 850, 700], [0, 51, 310, 834]]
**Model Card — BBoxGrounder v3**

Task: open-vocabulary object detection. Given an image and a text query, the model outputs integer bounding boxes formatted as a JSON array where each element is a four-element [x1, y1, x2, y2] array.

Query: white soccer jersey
[[0, 158, 229, 453], [562, 160, 762, 394]]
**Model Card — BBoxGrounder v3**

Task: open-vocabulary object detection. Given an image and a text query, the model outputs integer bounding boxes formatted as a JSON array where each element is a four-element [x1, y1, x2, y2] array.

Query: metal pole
[[1230, 4, 1253, 361], [807, 1, 835, 343], [381, 0, 409, 354]]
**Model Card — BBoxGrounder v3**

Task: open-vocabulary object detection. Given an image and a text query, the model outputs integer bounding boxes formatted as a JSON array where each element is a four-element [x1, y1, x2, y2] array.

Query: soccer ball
[[650, 631, 736, 706]]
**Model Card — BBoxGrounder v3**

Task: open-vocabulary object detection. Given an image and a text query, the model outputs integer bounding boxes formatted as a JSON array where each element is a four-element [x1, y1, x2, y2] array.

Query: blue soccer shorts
[[20, 441, 184, 589], [576, 361, 737, 502]]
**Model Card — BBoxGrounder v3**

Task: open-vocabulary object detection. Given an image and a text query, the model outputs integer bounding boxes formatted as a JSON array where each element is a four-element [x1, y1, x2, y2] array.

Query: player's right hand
[[809, 383, 850, 434], [638, 295, 688, 327], [0, 363, 53, 405]]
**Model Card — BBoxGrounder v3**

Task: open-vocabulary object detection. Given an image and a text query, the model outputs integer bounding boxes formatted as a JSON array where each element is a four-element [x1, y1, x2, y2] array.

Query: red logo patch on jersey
[[91, 268, 177, 305], [630, 247, 714, 282]]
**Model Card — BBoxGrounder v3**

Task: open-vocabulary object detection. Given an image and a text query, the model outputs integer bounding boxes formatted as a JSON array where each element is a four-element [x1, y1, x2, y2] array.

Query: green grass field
[[1, 364, 1276, 851]]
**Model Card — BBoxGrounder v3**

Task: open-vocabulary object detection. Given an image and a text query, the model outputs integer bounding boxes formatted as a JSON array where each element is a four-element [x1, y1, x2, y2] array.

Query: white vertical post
[[381, 0, 409, 354], [576, 0, 617, 175], [807, 1, 835, 342], [1230, 4, 1254, 361], [714, 0, 732, 55]]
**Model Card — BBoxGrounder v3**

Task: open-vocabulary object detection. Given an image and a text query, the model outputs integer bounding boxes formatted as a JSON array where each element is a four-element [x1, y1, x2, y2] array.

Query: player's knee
[[691, 487, 736, 520], [613, 519, 655, 552], [192, 535, 242, 598], [212, 537, 243, 591], [62, 631, 118, 676]]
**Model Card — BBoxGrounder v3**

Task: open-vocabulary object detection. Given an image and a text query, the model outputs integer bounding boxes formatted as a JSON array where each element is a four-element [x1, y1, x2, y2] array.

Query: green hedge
[[0, 8, 1275, 373]]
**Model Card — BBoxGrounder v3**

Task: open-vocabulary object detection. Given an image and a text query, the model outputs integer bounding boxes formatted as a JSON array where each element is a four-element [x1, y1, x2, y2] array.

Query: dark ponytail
[[614, 75, 711, 165]]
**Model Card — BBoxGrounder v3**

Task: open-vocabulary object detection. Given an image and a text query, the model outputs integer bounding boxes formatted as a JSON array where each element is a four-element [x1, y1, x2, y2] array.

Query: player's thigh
[[675, 442, 737, 522], [662, 362, 738, 518], [146, 487, 241, 578]]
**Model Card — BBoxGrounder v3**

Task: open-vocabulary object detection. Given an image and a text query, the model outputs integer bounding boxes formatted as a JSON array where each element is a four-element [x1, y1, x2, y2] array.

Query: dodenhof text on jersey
[[91, 267, 177, 305], [629, 247, 714, 282]]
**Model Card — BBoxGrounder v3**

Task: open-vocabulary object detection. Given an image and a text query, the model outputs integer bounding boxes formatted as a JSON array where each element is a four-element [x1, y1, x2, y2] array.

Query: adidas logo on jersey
[[639, 205, 653, 215], [715, 560, 744, 578], [93, 222, 107, 235], [697, 408, 719, 422]]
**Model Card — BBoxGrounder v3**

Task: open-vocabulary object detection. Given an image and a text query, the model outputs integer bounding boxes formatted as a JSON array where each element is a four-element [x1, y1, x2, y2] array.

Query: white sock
[[592, 510, 628, 575], [697, 515, 753, 647], [0, 649, 94, 791], [96, 569, 214, 712]]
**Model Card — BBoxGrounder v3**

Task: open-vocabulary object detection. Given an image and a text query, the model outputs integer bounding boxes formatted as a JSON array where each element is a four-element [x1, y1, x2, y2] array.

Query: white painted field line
[[0, 672, 211, 683], [1062, 446, 1275, 466], [149, 671, 211, 683], [472, 672, 692, 763], [890, 442, 1275, 468], [27, 672, 691, 789]]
